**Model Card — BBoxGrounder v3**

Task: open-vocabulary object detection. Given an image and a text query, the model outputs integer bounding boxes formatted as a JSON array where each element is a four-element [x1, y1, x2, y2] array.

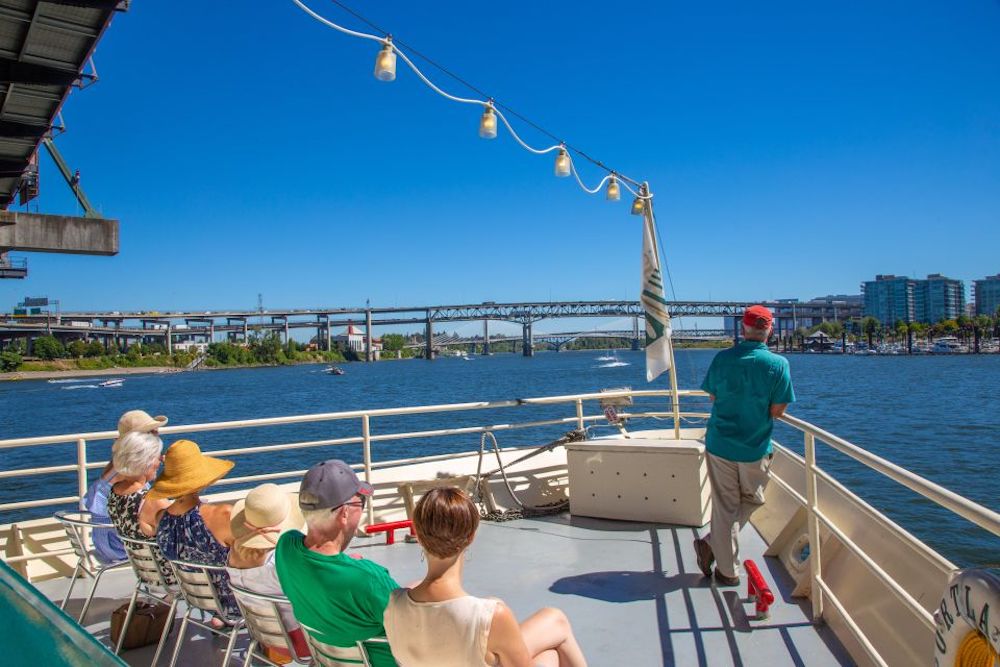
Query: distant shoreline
[[0, 366, 181, 382]]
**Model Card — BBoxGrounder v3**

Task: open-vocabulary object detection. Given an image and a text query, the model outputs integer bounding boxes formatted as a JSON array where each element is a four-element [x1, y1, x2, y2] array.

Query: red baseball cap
[[743, 305, 773, 329]]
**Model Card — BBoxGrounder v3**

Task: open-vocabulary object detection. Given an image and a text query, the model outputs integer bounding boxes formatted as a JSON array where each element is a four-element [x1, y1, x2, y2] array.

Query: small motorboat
[[99, 378, 124, 388], [324, 366, 345, 375]]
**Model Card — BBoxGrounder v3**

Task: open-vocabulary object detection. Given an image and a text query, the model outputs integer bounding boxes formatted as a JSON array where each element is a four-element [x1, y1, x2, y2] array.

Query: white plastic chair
[[118, 535, 179, 665], [229, 583, 308, 666], [53, 510, 131, 624], [166, 559, 244, 667]]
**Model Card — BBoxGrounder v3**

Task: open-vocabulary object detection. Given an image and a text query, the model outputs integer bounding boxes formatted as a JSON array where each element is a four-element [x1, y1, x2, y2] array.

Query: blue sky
[[3, 0, 998, 317]]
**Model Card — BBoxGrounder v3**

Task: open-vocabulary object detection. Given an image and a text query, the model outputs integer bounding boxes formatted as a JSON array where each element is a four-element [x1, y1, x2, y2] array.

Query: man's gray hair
[[112, 431, 163, 477], [302, 504, 337, 531], [742, 324, 770, 342]]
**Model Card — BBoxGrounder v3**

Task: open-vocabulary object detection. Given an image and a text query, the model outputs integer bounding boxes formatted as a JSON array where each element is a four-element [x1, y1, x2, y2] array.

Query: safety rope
[[955, 630, 999, 667], [473, 429, 585, 522]]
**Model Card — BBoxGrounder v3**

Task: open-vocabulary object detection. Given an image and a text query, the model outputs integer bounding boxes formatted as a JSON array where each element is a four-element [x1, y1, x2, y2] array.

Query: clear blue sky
[[3, 0, 998, 314]]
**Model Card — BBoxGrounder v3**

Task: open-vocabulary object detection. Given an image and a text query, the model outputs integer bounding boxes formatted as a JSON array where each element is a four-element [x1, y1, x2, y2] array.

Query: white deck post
[[76, 438, 87, 510], [804, 431, 824, 621], [361, 415, 374, 526], [575, 399, 585, 432]]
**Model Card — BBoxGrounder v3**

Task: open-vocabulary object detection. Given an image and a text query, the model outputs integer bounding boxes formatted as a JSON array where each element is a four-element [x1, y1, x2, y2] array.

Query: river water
[[1, 350, 997, 569]]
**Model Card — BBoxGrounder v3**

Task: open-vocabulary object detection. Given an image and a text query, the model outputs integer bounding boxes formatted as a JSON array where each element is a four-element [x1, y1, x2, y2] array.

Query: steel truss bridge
[[0, 299, 859, 359]]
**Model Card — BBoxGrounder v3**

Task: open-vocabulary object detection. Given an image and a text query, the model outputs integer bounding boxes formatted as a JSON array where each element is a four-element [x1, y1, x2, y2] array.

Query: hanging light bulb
[[554, 147, 571, 178], [479, 104, 497, 139], [374, 39, 396, 82], [606, 175, 620, 201], [631, 196, 645, 215]]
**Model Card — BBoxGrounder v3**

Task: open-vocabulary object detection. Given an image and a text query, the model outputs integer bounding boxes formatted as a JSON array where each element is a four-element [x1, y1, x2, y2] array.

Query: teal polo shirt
[[700, 341, 795, 462]]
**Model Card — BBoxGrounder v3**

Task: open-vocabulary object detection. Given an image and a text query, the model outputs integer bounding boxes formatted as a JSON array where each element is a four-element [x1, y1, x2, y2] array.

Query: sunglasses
[[340, 495, 367, 510]]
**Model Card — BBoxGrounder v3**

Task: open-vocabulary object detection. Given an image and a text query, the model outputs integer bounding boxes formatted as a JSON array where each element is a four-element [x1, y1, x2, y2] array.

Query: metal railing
[[1, 388, 999, 666]]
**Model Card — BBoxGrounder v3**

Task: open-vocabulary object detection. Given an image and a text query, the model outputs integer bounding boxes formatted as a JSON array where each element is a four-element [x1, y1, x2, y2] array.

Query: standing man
[[276, 459, 399, 666], [694, 305, 794, 586]]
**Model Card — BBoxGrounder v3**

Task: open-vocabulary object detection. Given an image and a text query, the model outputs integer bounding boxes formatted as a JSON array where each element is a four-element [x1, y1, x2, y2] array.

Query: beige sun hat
[[147, 439, 234, 500], [230, 483, 305, 549], [115, 409, 167, 444]]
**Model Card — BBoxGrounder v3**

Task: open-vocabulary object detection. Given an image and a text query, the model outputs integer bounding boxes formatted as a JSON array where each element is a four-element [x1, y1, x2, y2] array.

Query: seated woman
[[148, 439, 238, 621], [226, 483, 310, 664], [106, 430, 174, 584], [383, 488, 588, 667], [85, 409, 168, 564]]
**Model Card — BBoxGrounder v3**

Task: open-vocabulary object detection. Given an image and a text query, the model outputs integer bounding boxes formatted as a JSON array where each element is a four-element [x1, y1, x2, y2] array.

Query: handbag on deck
[[109, 601, 172, 650]]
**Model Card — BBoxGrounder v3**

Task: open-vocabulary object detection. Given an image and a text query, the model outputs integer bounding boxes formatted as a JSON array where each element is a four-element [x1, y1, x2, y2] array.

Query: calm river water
[[1, 349, 997, 569]]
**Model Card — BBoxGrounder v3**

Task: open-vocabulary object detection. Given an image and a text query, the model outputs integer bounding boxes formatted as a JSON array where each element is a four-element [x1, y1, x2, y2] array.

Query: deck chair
[[166, 559, 244, 667], [118, 535, 179, 664], [300, 622, 392, 667], [229, 583, 307, 666], [53, 510, 131, 624]]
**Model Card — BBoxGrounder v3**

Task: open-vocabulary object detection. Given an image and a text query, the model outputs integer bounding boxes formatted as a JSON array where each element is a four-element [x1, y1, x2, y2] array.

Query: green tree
[[33, 335, 65, 360], [894, 320, 909, 344], [861, 317, 880, 349], [67, 340, 88, 358], [85, 340, 106, 357], [0, 350, 22, 371], [382, 333, 405, 352]]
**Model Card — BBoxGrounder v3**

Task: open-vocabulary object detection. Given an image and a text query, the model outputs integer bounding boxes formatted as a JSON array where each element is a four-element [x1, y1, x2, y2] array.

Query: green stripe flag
[[641, 213, 672, 382]]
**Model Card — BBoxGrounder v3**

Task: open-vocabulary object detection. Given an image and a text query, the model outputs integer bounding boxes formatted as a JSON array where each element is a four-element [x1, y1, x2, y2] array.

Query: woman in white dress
[[383, 487, 587, 667]]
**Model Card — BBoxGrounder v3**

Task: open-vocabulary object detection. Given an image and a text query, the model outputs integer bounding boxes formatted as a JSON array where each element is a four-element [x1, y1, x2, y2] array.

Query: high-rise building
[[862, 275, 915, 325], [863, 274, 966, 324], [917, 274, 965, 323], [973, 274, 1000, 316]]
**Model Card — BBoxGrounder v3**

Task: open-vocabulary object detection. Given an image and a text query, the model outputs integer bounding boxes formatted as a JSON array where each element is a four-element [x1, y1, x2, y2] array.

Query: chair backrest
[[300, 623, 389, 667], [119, 535, 173, 591], [169, 559, 234, 621], [53, 510, 107, 570], [229, 584, 301, 661]]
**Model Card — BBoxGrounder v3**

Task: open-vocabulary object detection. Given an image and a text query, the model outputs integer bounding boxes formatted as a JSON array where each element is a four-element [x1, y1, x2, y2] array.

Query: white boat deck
[[38, 514, 850, 666]]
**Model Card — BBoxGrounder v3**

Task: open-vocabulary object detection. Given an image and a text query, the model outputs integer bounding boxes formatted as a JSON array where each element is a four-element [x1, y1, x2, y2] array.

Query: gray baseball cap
[[298, 459, 373, 511]]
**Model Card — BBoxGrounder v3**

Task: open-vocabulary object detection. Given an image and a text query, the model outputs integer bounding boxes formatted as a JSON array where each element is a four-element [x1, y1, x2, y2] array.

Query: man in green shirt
[[694, 305, 795, 586], [276, 459, 399, 666]]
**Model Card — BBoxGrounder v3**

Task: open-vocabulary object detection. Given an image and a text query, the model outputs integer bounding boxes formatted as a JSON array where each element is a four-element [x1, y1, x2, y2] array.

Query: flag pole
[[642, 184, 681, 440]]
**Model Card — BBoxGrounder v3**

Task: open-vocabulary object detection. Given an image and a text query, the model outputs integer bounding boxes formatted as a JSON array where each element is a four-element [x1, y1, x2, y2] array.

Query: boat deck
[[39, 515, 851, 666]]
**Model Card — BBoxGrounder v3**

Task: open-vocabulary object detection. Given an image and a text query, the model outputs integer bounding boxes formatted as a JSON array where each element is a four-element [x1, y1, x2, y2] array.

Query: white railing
[[2, 388, 999, 666]]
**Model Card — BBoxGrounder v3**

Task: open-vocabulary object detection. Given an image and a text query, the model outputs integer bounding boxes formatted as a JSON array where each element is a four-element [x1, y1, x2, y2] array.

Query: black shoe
[[693, 538, 714, 577], [713, 568, 740, 587]]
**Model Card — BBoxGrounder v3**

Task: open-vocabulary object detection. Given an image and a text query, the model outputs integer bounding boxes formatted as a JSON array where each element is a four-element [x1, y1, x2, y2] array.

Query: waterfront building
[[916, 274, 965, 323], [973, 274, 1000, 316], [333, 323, 382, 360], [862, 275, 916, 325]]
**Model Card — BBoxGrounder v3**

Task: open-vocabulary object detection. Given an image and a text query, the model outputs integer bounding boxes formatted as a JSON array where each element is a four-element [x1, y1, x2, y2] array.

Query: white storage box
[[566, 437, 710, 526]]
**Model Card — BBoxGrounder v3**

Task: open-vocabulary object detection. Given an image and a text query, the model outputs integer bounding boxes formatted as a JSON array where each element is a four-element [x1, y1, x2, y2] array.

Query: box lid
[[566, 437, 705, 455]]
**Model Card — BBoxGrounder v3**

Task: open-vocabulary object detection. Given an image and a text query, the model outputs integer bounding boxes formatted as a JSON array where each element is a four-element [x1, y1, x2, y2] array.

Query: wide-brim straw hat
[[230, 484, 305, 549], [114, 409, 168, 445], [148, 439, 233, 500]]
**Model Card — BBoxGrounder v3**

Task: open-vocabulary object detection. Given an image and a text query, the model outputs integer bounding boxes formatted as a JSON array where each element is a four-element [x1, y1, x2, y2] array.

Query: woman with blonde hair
[[383, 487, 587, 667]]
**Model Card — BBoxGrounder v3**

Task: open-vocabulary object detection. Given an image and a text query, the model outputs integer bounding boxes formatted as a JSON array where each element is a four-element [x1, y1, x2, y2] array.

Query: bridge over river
[[1, 299, 859, 359]]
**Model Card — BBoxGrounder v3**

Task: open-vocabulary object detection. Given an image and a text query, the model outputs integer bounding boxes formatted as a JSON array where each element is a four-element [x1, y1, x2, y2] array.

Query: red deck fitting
[[743, 559, 775, 620], [365, 520, 414, 545]]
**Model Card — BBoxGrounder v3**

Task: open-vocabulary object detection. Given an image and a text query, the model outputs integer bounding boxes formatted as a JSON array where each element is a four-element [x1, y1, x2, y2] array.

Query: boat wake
[[61, 384, 100, 390], [598, 361, 630, 368], [47, 379, 90, 384]]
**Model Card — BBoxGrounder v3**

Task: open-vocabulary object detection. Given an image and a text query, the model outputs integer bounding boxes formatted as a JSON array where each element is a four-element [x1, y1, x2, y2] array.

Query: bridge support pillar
[[425, 316, 434, 360], [733, 317, 741, 345], [365, 309, 373, 362], [632, 316, 641, 350], [326, 320, 332, 352], [284, 320, 289, 345], [165, 324, 173, 355], [522, 322, 533, 357], [209, 323, 215, 345], [482, 320, 490, 356]]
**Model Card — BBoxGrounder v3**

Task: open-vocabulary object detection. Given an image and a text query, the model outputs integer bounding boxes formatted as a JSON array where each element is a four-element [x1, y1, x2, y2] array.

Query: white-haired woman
[[107, 430, 175, 582]]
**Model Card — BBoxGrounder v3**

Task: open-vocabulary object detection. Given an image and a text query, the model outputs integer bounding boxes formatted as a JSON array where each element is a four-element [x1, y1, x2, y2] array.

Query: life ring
[[934, 569, 1000, 667]]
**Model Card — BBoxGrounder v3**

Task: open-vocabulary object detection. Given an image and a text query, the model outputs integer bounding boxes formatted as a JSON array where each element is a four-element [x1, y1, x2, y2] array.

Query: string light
[[374, 38, 396, 81], [606, 175, 620, 201], [554, 147, 571, 178], [479, 104, 497, 139], [291, 0, 655, 210]]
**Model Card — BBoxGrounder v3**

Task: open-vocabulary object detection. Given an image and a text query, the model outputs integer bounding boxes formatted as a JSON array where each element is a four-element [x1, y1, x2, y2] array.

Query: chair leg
[[150, 596, 178, 667], [220, 622, 242, 667], [114, 585, 140, 655], [60, 562, 82, 610], [167, 614, 191, 667], [78, 565, 110, 624], [244, 639, 257, 667]]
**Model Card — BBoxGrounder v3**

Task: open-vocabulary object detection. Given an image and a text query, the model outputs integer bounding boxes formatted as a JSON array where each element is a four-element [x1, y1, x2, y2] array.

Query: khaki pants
[[705, 452, 772, 578]]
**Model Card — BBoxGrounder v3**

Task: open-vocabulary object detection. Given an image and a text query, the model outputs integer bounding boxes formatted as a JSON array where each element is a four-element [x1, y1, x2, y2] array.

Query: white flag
[[641, 213, 672, 382]]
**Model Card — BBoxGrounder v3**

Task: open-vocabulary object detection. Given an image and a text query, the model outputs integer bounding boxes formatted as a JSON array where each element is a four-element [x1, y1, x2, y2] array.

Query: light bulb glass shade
[[606, 177, 620, 201], [374, 44, 396, 81], [554, 148, 571, 177], [479, 106, 497, 139], [631, 196, 645, 215]]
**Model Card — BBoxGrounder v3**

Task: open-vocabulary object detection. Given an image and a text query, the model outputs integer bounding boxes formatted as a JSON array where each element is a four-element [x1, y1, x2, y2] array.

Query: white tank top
[[383, 588, 498, 667]]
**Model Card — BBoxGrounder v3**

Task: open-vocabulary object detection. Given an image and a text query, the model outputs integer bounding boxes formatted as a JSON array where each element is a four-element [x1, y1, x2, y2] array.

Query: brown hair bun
[[412, 487, 480, 559]]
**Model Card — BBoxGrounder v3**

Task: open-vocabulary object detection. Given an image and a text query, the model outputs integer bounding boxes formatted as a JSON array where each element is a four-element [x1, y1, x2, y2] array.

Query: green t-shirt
[[700, 341, 795, 462], [275, 531, 399, 667]]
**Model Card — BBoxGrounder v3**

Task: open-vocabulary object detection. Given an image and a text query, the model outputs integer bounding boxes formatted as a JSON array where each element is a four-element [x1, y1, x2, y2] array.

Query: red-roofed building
[[333, 323, 382, 359]]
